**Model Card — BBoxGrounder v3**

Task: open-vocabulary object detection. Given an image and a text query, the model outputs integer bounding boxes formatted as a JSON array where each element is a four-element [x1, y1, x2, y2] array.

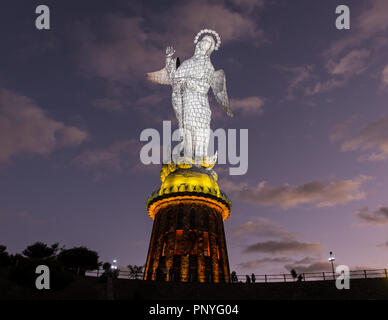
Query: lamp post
[[328, 251, 335, 280], [110, 258, 118, 279]]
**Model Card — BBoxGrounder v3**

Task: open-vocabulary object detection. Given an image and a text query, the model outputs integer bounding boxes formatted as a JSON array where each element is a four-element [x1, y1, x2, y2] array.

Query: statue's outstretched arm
[[146, 46, 177, 85], [211, 70, 233, 117]]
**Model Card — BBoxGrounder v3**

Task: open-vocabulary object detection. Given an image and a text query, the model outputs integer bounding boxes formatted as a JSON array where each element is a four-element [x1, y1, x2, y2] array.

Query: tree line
[[0, 242, 103, 289]]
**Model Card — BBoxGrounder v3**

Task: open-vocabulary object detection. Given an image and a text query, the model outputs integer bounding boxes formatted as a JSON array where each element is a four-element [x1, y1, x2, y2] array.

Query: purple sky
[[1, 0, 387, 275]]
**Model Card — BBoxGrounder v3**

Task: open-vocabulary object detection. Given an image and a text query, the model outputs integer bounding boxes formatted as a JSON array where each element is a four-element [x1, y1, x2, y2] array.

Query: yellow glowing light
[[147, 195, 230, 221], [148, 165, 231, 221]]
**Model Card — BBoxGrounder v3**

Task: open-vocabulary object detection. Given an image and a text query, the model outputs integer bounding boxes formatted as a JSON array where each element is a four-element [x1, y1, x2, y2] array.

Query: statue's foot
[[201, 152, 217, 169]]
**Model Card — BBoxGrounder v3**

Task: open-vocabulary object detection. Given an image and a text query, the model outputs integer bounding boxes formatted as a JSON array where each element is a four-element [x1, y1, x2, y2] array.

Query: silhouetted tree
[[128, 264, 144, 279], [22, 242, 58, 259], [9, 243, 73, 290], [57, 246, 99, 276], [98, 262, 112, 283], [103, 262, 111, 271], [0, 245, 10, 267]]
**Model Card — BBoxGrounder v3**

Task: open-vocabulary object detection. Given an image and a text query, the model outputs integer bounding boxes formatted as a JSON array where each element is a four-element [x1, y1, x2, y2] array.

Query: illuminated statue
[[147, 29, 233, 166], [144, 30, 233, 284]]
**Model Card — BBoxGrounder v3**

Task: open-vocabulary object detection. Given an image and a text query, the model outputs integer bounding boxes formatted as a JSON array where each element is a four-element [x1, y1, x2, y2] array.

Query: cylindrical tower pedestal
[[144, 164, 231, 283]]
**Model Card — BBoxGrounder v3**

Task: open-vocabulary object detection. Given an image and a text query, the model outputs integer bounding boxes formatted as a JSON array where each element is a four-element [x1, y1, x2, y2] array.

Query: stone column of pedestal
[[151, 207, 168, 280], [208, 208, 220, 283], [144, 213, 159, 280], [180, 204, 191, 282], [165, 207, 178, 281], [216, 213, 230, 283], [196, 207, 205, 282]]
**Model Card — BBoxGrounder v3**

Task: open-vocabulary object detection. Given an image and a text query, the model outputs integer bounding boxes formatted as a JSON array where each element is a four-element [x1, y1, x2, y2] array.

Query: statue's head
[[194, 29, 221, 57]]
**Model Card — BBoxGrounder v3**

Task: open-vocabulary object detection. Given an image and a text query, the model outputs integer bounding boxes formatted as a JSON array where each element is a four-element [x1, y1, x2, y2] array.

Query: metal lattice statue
[[147, 29, 233, 167], [144, 30, 233, 284]]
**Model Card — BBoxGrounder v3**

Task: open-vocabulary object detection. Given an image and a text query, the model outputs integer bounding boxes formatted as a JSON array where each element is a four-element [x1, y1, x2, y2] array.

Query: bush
[[0, 245, 10, 267], [9, 257, 74, 290]]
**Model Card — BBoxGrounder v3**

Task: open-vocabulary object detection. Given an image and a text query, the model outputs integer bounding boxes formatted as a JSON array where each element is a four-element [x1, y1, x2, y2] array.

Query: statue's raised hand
[[165, 46, 175, 57]]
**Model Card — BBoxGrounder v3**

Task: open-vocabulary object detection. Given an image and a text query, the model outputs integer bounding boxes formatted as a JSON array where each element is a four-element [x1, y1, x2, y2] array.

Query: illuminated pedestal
[[144, 165, 231, 283]]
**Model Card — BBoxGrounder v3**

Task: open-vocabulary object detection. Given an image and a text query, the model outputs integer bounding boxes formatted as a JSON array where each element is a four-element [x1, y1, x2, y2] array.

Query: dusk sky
[[1, 0, 388, 275]]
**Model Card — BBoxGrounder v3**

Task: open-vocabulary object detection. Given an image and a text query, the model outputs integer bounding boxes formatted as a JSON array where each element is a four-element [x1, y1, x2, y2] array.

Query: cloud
[[331, 116, 388, 162], [230, 217, 297, 239], [377, 241, 388, 247], [243, 240, 322, 254], [92, 90, 170, 119], [304, 49, 371, 96], [275, 65, 313, 100], [354, 206, 388, 226], [222, 175, 370, 209], [283, 1, 388, 98], [382, 64, 388, 87], [238, 257, 292, 269], [229, 96, 264, 115], [0, 88, 88, 164], [304, 78, 347, 96], [229, 0, 266, 13], [0, 210, 53, 225], [326, 49, 370, 76], [72, 138, 159, 180], [324, 0, 388, 59], [77, 2, 264, 85], [73, 139, 139, 171], [284, 260, 331, 273]]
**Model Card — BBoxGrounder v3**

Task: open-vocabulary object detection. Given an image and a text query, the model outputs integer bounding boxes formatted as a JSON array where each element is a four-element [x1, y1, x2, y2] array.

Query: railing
[[86, 268, 388, 283], [86, 269, 144, 279], [234, 269, 388, 283]]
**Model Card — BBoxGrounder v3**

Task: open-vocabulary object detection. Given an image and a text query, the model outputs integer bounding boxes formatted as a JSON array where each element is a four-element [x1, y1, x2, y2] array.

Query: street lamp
[[328, 251, 335, 279], [111, 258, 118, 270]]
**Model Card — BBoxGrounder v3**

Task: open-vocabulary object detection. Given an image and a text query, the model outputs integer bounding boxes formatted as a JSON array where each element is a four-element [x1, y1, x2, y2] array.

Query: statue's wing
[[146, 67, 171, 85], [211, 69, 233, 117]]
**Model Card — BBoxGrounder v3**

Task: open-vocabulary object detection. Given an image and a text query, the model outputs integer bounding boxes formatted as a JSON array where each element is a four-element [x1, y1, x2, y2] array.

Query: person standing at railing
[[231, 271, 238, 283], [251, 273, 256, 283], [245, 275, 251, 284]]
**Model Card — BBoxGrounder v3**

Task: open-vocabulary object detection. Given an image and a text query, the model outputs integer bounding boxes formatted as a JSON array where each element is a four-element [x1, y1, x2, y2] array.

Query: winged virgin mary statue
[[147, 29, 233, 167]]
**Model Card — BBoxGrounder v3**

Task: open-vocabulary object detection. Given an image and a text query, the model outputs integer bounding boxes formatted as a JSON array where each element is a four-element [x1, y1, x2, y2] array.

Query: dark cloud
[[238, 257, 292, 269], [243, 240, 322, 254], [354, 206, 388, 226]]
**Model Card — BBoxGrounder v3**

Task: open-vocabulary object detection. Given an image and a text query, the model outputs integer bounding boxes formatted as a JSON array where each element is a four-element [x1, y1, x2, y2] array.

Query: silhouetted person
[[245, 275, 251, 284], [231, 271, 237, 283], [290, 269, 298, 281], [297, 274, 303, 282], [251, 273, 256, 283]]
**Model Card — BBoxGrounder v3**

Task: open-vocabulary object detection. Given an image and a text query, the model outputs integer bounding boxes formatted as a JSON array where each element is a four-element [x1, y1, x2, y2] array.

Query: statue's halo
[[194, 29, 221, 51]]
